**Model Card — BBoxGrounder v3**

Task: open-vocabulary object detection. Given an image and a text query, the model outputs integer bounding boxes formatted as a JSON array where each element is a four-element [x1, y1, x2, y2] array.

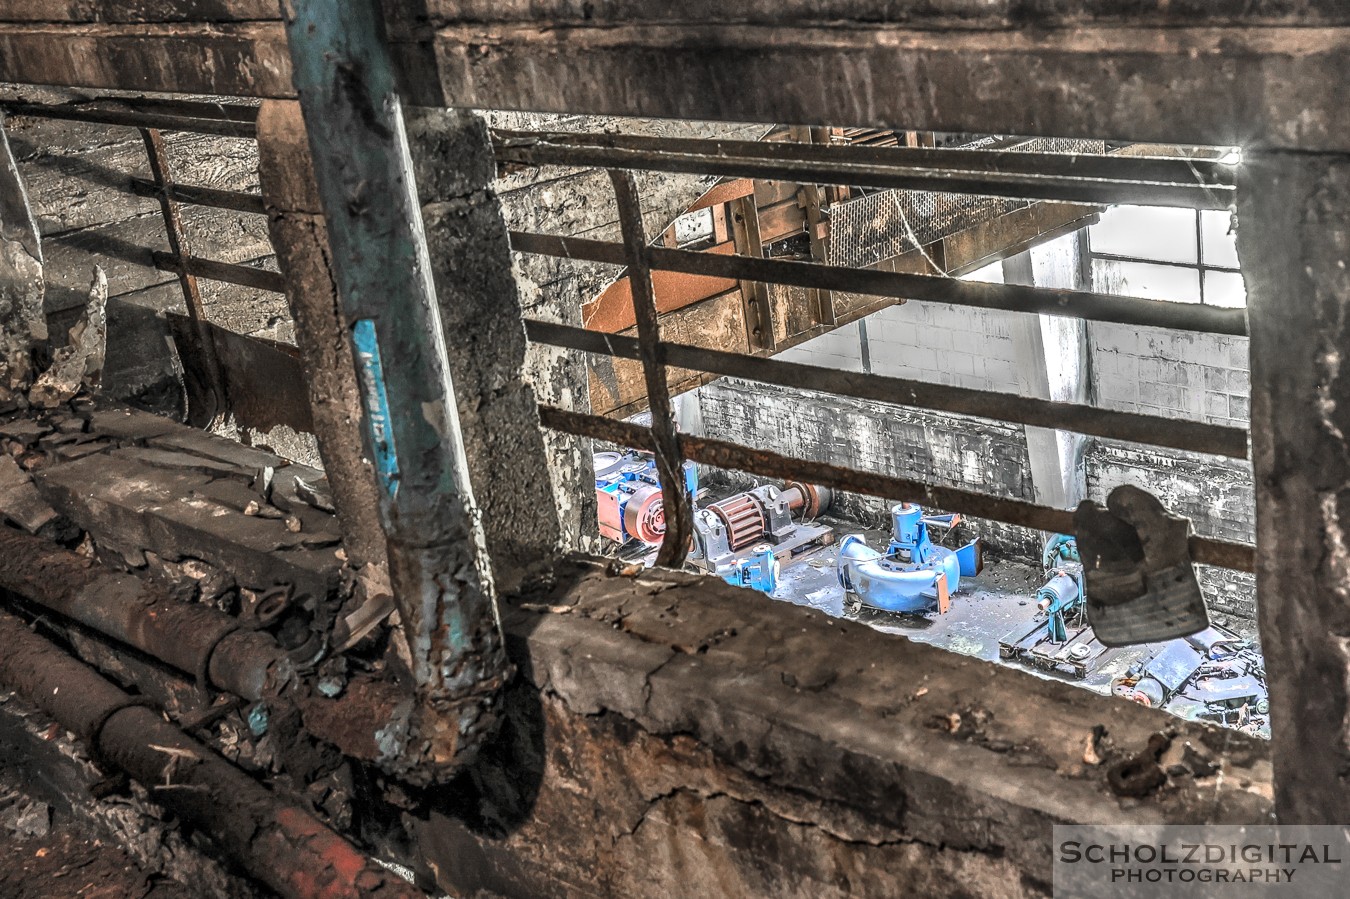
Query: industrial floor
[[754, 518, 1271, 739]]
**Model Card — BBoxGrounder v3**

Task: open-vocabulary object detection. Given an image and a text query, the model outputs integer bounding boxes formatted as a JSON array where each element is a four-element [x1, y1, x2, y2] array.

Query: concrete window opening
[[550, 122, 1263, 742]]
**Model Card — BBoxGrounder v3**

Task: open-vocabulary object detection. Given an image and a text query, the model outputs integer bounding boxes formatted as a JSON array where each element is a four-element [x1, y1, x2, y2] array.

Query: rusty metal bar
[[609, 169, 694, 567], [495, 134, 1235, 210], [141, 126, 227, 426], [538, 406, 1256, 573], [129, 177, 266, 215], [1, 100, 258, 138], [524, 320, 1249, 459], [508, 231, 1249, 336], [0, 610, 422, 899], [495, 129, 1236, 188], [151, 251, 286, 293]]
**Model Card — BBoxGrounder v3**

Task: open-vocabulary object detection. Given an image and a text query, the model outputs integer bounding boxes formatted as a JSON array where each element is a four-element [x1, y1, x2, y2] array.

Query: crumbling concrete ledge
[[417, 558, 1272, 898]]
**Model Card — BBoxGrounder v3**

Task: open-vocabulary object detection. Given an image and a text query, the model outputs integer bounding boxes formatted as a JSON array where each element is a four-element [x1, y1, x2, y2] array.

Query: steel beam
[[509, 231, 1249, 336], [495, 137, 1236, 210], [283, 0, 510, 783], [495, 129, 1236, 187], [525, 320, 1248, 460]]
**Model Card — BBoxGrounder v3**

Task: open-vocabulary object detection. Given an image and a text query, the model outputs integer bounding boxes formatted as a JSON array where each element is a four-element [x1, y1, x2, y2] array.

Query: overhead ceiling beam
[[0, 9, 1346, 151]]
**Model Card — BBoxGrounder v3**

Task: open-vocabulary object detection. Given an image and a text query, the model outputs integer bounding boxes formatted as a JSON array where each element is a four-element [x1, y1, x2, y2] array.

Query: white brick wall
[[1090, 323, 1250, 426], [864, 302, 1025, 392], [773, 321, 865, 372]]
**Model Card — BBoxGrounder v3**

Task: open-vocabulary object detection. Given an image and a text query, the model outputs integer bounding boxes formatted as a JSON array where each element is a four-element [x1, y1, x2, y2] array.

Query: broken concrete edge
[[496, 556, 1272, 879]]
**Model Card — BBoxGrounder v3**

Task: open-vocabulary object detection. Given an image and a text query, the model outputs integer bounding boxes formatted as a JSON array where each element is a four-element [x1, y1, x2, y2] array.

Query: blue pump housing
[[837, 504, 982, 613], [720, 544, 779, 593]]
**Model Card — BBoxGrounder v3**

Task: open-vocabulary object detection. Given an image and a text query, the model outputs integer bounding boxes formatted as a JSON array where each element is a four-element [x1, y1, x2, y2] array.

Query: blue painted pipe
[[283, 0, 509, 784]]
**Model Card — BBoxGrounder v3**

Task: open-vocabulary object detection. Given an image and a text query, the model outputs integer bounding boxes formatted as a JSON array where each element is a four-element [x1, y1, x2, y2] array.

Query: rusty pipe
[[0, 527, 444, 778], [0, 611, 422, 899], [0, 526, 290, 701]]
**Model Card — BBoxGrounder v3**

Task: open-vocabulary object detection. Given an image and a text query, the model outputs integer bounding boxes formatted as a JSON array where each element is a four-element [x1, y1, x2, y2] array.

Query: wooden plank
[[581, 241, 738, 333], [756, 197, 808, 244], [688, 178, 754, 211], [730, 194, 774, 351], [0, 22, 294, 98], [588, 290, 746, 416]]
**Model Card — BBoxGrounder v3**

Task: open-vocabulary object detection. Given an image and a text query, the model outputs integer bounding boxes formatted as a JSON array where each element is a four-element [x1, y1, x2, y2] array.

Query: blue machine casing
[[837, 504, 982, 612], [719, 544, 779, 593], [594, 451, 697, 545]]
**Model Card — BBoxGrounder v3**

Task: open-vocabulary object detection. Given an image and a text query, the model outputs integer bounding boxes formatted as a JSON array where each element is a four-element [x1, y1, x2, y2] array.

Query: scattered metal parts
[[333, 592, 396, 653]]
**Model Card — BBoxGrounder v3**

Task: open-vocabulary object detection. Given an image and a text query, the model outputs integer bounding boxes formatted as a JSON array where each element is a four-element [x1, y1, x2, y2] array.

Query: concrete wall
[[1090, 323, 1250, 427], [696, 378, 1042, 556], [695, 224, 1259, 623]]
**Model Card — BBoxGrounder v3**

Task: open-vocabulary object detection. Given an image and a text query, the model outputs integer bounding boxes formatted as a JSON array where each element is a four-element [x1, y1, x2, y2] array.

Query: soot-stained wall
[[695, 377, 1043, 557]]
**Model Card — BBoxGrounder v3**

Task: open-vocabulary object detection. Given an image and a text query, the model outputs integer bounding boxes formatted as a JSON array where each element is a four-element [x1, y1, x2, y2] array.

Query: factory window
[[1087, 205, 1244, 307]]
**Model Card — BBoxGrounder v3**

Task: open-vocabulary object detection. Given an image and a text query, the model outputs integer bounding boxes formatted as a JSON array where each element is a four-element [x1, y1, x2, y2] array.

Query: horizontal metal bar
[[129, 177, 266, 214], [509, 231, 1249, 336], [0, 101, 258, 138], [525, 320, 1249, 459], [495, 137, 1234, 211], [151, 251, 285, 293], [537, 405, 1256, 573], [1087, 250, 1241, 276], [495, 129, 1235, 188]]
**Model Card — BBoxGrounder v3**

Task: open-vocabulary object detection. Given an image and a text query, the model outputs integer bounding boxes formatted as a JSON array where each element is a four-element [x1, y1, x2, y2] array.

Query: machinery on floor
[[1113, 626, 1268, 736], [689, 481, 834, 593], [594, 451, 833, 594], [998, 534, 1109, 678], [594, 450, 698, 545], [837, 503, 982, 614]]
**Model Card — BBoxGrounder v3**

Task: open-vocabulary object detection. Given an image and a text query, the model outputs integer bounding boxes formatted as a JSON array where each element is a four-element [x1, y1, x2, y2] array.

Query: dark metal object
[[129, 177, 266, 215], [284, 0, 510, 783], [495, 134, 1235, 210], [0, 100, 259, 138], [525, 319, 1249, 459], [150, 251, 286, 293], [139, 126, 226, 427], [509, 231, 1249, 336], [0, 526, 290, 701], [495, 129, 1235, 188], [536, 406, 1257, 574], [608, 170, 694, 568], [167, 312, 314, 434], [0, 611, 422, 899]]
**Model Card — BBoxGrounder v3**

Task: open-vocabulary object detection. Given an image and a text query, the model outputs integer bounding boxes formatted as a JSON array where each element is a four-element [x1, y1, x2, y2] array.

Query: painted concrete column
[[1238, 152, 1350, 824], [1003, 243, 1090, 511], [404, 109, 565, 592], [255, 100, 388, 573], [282, 0, 510, 783]]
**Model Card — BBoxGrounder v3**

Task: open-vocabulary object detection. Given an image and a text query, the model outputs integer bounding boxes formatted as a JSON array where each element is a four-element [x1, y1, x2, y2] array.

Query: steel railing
[[495, 128, 1256, 574]]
